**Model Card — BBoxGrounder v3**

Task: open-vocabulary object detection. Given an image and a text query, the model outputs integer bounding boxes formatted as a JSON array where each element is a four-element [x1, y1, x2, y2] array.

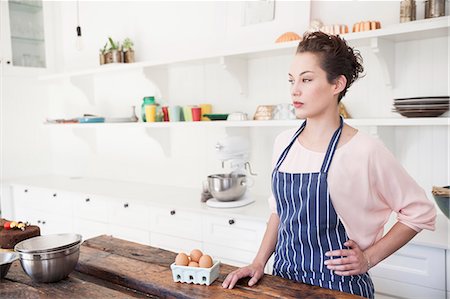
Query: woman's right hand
[[221, 262, 265, 289]]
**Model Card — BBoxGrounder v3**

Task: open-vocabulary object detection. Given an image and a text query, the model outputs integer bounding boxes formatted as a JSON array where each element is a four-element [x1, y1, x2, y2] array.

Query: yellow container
[[145, 105, 156, 122], [199, 104, 212, 121]]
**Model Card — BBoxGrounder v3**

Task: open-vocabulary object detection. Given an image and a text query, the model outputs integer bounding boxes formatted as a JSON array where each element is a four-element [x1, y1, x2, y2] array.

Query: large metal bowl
[[0, 252, 19, 279], [15, 233, 82, 283], [207, 173, 247, 202], [17, 243, 80, 283]]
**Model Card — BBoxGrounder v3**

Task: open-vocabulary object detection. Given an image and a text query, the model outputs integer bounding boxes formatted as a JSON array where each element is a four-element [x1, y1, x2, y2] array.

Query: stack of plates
[[393, 96, 449, 117]]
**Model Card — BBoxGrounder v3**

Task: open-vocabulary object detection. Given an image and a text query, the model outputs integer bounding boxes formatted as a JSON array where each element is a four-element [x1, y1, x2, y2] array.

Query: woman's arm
[[222, 212, 280, 289], [325, 222, 418, 275]]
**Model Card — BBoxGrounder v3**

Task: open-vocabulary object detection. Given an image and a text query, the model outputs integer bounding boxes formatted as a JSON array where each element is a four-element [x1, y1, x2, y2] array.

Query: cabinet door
[[1, 0, 53, 72], [26, 210, 73, 235], [73, 194, 108, 223], [370, 244, 446, 299], [149, 207, 202, 241], [150, 232, 202, 254], [73, 218, 109, 241], [12, 185, 73, 217], [447, 250, 449, 298], [108, 224, 150, 245], [108, 200, 150, 230], [203, 242, 255, 268], [203, 215, 266, 252]]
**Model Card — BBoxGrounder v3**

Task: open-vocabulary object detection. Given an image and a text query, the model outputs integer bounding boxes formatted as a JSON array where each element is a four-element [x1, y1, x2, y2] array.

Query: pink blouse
[[268, 128, 436, 250]]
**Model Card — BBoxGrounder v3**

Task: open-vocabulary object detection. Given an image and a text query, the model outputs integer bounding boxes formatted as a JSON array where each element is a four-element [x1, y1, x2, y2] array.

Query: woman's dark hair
[[296, 31, 364, 102]]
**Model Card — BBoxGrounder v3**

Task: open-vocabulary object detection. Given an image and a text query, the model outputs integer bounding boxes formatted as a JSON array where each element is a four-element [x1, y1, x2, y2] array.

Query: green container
[[141, 96, 155, 122]]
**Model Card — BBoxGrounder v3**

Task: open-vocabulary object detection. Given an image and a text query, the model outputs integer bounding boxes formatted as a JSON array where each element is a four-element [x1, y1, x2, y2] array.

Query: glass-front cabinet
[[1, 0, 53, 74]]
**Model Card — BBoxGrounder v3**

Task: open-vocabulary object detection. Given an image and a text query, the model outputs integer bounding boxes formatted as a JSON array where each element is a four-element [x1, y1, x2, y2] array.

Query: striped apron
[[272, 117, 374, 298]]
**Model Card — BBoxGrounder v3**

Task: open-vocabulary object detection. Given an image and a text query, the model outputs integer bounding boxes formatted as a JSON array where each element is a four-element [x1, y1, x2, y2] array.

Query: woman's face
[[289, 52, 340, 119]]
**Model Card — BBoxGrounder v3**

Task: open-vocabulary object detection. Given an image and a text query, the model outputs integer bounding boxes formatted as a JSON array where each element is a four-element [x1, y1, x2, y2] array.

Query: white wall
[[2, 1, 449, 205]]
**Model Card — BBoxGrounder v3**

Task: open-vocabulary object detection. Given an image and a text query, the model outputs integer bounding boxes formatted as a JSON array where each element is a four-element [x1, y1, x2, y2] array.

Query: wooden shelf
[[39, 16, 449, 81], [44, 117, 450, 128]]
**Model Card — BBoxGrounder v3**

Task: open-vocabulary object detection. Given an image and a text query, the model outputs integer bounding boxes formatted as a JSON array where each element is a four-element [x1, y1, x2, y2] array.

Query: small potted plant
[[122, 38, 135, 63], [99, 42, 107, 65], [105, 37, 122, 63]]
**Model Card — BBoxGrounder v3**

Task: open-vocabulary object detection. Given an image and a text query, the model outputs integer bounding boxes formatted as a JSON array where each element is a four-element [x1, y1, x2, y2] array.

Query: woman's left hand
[[324, 240, 370, 276]]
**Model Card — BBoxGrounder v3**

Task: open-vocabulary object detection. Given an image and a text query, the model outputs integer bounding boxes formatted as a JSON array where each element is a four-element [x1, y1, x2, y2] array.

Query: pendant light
[[76, 0, 83, 51]]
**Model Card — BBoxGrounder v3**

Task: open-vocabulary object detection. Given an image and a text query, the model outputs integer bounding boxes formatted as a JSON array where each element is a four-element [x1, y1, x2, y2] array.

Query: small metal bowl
[[433, 186, 449, 219], [0, 252, 19, 279], [207, 174, 247, 202]]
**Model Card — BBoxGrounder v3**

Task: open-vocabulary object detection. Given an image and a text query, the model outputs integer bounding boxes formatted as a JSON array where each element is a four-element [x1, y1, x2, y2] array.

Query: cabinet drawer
[[370, 244, 445, 291], [150, 232, 202, 254], [108, 224, 150, 245], [203, 215, 266, 252], [73, 194, 108, 223], [73, 218, 109, 240], [447, 250, 449, 292], [12, 185, 72, 215], [26, 210, 73, 236], [149, 207, 202, 241], [371, 276, 446, 299], [203, 242, 254, 268], [109, 200, 150, 230]]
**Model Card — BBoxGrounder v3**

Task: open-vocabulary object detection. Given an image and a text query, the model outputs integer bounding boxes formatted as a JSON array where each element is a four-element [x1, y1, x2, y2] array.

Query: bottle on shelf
[[141, 96, 156, 122]]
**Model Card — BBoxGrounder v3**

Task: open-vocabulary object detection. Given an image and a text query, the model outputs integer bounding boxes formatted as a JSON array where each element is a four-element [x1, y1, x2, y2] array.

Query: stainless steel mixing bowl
[[15, 233, 82, 283], [17, 243, 80, 283], [207, 173, 247, 202], [0, 252, 19, 279]]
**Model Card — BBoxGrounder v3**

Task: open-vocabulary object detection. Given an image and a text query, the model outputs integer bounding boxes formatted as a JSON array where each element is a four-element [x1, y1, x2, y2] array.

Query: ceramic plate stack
[[393, 96, 449, 117]]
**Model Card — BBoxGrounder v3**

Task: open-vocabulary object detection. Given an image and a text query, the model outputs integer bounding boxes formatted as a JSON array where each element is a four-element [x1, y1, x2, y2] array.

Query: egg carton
[[170, 260, 220, 286]]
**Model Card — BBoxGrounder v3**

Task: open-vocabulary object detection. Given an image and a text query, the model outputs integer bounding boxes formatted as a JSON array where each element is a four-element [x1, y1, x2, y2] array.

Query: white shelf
[[44, 117, 450, 128], [39, 16, 450, 81]]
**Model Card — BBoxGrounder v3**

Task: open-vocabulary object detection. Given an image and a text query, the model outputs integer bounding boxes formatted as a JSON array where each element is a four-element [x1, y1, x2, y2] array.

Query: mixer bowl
[[207, 174, 247, 202]]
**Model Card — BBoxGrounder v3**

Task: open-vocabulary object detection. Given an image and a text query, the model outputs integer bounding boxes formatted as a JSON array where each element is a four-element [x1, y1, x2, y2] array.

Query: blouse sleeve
[[369, 139, 436, 232]]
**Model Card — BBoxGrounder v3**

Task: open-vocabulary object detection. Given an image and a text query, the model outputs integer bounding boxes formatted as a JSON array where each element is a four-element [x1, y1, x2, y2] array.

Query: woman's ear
[[333, 75, 347, 96]]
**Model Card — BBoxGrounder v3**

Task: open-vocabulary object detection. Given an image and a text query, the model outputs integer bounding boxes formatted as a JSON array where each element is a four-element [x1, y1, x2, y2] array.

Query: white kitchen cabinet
[[73, 218, 108, 241], [108, 199, 150, 230], [150, 232, 203, 254], [149, 206, 203, 241], [108, 224, 150, 245], [73, 194, 108, 223], [11, 185, 73, 234], [203, 214, 266, 252], [0, 0, 55, 76], [370, 243, 446, 299], [447, 250, 450, 299]]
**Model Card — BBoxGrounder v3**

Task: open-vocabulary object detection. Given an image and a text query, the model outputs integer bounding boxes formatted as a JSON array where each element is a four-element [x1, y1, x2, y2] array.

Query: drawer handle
[[37, 220, 41, 224], [228, 219, 235, 225], [24, 189, 28, 193], [53, 193, 57, 197], [124, 203, 129, 208], [42, 221, 46, 225], [170, 210, 176, 215], [85, 198, 90, 202]]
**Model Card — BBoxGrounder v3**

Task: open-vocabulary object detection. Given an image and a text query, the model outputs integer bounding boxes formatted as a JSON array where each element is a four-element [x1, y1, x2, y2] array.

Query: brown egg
[[188, 261, 199, 267], [198, 254, 213, 268], [175, 252, 189, 266], [190, 249, 203, 263]]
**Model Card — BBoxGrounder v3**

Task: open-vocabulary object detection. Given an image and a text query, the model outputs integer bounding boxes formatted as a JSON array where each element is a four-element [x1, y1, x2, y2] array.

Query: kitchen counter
[[2, 175, 449, 249], [0, 235, 361, 298]]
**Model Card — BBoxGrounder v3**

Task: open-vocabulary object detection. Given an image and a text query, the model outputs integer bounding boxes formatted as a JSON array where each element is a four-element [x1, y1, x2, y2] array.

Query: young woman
[[222, 32, 436, 298]]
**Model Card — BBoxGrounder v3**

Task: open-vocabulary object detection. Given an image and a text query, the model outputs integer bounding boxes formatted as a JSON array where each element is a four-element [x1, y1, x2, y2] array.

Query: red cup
[[162, 106, 169, 122], [192, 107, 201, 121]]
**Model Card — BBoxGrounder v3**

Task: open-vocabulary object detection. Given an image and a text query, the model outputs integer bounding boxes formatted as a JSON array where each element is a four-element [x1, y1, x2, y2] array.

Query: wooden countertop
[[1, 235, 362, 298]]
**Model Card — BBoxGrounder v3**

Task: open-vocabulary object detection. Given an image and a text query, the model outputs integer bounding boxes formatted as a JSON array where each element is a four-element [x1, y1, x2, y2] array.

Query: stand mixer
[[205, 136, 257, 208]]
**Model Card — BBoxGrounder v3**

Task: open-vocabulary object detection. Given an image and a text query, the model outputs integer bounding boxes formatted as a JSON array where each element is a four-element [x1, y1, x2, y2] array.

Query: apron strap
[[274, 120, 307, 171], [320, 116, 344, 173]]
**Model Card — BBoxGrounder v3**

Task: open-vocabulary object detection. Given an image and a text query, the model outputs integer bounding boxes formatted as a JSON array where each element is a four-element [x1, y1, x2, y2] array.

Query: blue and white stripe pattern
[[272, 117, 374, 298]]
